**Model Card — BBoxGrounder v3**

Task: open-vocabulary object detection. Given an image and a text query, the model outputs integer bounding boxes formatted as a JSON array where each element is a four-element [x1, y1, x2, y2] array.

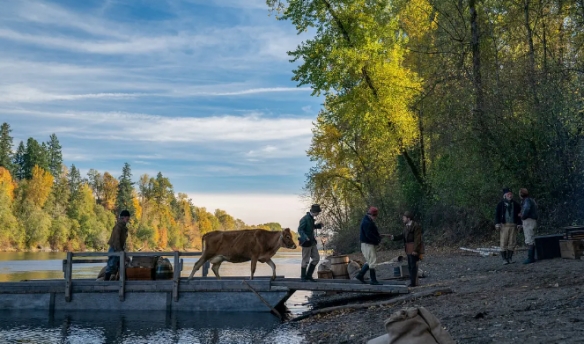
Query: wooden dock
[[0, 251, 409, 314]]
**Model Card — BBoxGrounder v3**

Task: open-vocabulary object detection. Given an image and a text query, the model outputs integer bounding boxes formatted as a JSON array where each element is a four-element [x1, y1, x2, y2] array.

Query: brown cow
[[188, 228, 297, 280]]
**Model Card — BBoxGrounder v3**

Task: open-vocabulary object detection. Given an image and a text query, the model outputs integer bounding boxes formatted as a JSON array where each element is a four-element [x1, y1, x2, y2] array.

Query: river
[[0, 251, 309, 343]]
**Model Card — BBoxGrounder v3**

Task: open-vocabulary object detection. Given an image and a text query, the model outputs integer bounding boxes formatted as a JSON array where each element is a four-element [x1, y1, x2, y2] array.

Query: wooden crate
[[126, 267, 154, 280], [317, 270, 333, 279], [559, 239, 583, 259]]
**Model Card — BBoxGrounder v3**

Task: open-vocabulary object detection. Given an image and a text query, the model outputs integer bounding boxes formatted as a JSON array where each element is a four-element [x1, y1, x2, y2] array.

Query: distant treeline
[[0, 123, 287, 251], [269, 0, 584, 252]]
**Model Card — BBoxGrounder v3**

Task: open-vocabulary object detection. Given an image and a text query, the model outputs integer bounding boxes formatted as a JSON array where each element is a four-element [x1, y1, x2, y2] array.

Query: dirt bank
[[281, 247, 584, 344]]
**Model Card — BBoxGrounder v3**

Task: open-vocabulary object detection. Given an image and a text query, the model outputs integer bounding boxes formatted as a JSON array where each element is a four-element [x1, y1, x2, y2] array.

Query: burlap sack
[[367, 307, 455, 344], [318, 259, 331, 272], [347, 260, 362, 279]]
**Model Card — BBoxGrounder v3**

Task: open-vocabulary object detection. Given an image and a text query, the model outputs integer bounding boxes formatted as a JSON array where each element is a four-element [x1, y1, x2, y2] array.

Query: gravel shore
[[279, 247, 584, 344]]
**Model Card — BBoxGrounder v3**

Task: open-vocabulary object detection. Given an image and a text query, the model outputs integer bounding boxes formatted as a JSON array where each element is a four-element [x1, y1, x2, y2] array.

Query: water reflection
[[0, 310, 305, 344]]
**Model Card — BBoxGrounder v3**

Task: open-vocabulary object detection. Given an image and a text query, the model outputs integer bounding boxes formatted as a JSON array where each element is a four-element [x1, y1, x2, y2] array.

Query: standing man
[[495, 188, 521, 264], [519, 188, 538, 264], [390, 211, 424, 287], [298, 204, 322, 282], [355, 206, 383, 285], [104, 210, 130, 281]]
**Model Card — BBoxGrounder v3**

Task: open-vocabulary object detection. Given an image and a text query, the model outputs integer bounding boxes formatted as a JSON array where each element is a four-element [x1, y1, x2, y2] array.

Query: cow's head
[[280, 228, 297, 249]]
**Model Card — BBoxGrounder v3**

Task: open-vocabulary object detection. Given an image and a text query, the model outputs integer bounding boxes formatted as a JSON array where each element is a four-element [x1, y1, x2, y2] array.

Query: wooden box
[[317, 270, 333, 279], [126, 267, 154, 280], [559, 239, 583, 259], [130, 256, 158, 269]]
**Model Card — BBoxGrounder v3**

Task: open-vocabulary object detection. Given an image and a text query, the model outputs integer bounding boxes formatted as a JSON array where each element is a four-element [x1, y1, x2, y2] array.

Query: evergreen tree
[[23, 137, 49, 179], [0, 123, 14, 171], [12, 141, 26, 181], [116, 162, 135, 216], [46, 134, 63, 179]]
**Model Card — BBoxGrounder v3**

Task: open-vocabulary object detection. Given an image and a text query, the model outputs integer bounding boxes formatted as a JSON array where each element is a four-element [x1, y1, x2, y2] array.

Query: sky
[[0, 0, 322, 229]]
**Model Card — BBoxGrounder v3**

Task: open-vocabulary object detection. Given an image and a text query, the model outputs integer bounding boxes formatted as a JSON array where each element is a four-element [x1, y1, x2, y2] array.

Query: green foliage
[[46, 134, 62, 179], [116, 162, 135, 216], [23, 138, 49, 179], [271, 0, 584, 250], [11, 141, 25, 181], [0, 123, 13, 171]]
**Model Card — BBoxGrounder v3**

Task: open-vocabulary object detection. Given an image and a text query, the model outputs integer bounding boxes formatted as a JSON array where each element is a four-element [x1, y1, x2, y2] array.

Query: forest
[[0, 123, 285, 251], [268, 0, 584, 252]]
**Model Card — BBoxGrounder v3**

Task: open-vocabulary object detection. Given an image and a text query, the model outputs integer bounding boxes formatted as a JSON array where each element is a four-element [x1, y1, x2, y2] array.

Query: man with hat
[[355, 206, 385, 285], [298, 204, 323, 282], [390, 211, 424, 287], [495, 188, 521, 264], [104, 210, 130, 281]]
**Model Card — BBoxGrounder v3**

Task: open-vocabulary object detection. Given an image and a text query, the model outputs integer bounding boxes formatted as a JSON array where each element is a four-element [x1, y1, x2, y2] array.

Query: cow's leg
[[250, 258, 258, 280], [266, 258, 277, 281], [211, 261, 223, 279], [188, 255, 209, 280]]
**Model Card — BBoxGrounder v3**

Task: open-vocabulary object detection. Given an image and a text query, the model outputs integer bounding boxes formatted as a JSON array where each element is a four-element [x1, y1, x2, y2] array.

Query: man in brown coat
[[391, 211, 424, 287], [104, 210, 130, 281]]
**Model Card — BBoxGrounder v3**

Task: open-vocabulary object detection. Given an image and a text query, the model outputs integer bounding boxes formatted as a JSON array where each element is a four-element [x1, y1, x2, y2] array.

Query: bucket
[[155, 258, 174, 280], [329, 255, 349, 279]]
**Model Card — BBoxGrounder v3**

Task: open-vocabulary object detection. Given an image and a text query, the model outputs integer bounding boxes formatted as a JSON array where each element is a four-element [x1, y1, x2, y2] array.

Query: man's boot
[[369, 269, 381, 285], [300, 267, 307, 281], [305, 264, 317, 282], [104, 272, 111, 281], [501, 251, 509, 265], [355, 263, 369, 284], [523, 245, 535, 264], [507, 250, 514, 264]]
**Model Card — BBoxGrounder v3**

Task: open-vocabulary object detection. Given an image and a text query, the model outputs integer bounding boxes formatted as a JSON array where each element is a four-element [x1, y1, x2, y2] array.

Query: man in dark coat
[[104, 210, 130, 281], [298, 204, 323, 282], [519, 188, 538, 264], [391, 211, 424, 287], [355, 206, 384, 285], [495, 188, 522, 264]]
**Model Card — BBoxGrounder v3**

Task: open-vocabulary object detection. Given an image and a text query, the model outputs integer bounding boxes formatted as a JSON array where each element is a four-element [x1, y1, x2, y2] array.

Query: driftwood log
[[291, 287, 453, 322]]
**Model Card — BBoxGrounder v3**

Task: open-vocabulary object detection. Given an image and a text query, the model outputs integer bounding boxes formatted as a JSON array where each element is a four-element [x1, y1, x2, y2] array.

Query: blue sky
[[0, 0, 321, 229]]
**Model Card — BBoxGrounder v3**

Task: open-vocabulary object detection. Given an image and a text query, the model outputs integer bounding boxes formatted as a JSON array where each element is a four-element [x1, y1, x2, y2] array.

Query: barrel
[[155, 258, 174, 280], [328, 255, 349, 279]]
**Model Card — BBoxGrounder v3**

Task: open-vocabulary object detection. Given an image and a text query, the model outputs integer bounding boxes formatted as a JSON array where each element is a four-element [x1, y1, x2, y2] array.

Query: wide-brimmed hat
[[403, 211, 413, 219], [502, 188, 512, 195], [310, 204, 322, 213], [119, 210, 131, 217]]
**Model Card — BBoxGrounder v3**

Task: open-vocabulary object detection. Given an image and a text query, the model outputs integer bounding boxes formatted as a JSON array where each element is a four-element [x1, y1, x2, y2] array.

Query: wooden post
[[202, 261, 209, 278], [119, 251, 126, 301], [173, 251, 180, 302], [65, 252, 73, 302], [242, 280, 282, 320]]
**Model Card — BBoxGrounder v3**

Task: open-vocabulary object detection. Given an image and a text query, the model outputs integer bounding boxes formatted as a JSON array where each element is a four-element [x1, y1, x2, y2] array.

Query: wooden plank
[[119, 251, 126, 301], [65, 252, 73, 302], [62, 259, 108, 264], [276, 277, 407, 286], [270, 280, 408, 294], [242, 280, 282, 319], [173, 251, 180, 302], [69, 251, 202, 258]]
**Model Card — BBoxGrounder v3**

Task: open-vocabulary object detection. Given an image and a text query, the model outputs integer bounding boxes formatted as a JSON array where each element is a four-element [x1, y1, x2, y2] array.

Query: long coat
[[108, 220, 128, 251], [393, 221, 424, 255]]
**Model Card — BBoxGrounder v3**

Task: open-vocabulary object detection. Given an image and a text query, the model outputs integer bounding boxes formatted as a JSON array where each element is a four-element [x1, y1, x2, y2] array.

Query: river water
[[0, 252, 309, 343]]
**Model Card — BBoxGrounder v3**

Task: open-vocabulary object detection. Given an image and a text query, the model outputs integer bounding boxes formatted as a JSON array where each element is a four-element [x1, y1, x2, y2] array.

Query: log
[[290, 287, 453, 322]]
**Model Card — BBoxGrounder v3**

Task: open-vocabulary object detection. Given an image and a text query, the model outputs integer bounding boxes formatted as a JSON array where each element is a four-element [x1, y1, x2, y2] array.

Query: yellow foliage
[[26, 165, 54, 208], [0, 167, 15, 200], [132, 196, 142, 221], [158, 227, 168, 249]]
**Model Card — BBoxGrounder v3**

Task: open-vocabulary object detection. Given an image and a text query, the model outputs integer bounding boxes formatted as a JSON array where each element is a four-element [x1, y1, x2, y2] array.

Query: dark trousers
[[407, 254, 420, 286]]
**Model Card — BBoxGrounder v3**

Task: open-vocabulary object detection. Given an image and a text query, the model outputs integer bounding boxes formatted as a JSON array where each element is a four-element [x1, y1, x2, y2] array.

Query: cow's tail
[[200, 232, 210, 253]]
